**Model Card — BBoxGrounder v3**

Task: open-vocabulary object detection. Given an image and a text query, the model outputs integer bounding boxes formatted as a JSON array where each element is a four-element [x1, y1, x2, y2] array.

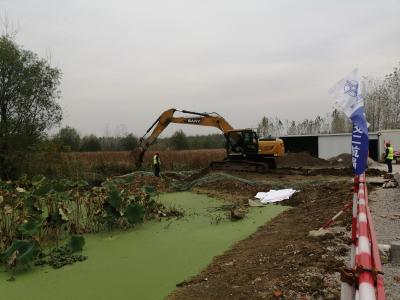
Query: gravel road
[[369, 177, 400, 300]]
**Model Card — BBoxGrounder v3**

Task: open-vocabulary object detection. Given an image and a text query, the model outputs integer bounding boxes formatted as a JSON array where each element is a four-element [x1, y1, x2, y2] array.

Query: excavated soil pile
[[193, 177, 270, 205], [328, 153, 352, 167], [277, 152, 331, 168], [188, 173, 263, 194], [119, 171, 171, 192], [163, 168, 211, 182], [283, 167, 385, 177], [328, 153, 383, 170], [167, 179, 353, 300], [123, 171, 267, 197]]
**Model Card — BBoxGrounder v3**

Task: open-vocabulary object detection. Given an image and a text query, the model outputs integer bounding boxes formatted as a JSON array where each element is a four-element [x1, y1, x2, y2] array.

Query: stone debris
[[393, 173, 400, 187], [230, 208, 246, 220], [382, 180, 398, 188], [378, 244, 391, 264], [390, 241, 400, 266], [308, 229, 334, 240]]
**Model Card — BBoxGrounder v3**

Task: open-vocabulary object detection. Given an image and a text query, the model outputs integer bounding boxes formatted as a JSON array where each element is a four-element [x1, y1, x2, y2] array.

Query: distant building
[[279, 129, 400, 161]]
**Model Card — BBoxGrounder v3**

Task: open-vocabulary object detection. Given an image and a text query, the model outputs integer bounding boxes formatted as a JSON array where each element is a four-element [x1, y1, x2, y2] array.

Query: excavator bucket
[[131, 147, 146, 169]]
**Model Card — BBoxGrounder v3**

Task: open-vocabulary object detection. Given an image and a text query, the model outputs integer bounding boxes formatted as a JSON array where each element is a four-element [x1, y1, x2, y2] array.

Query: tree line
[[51, 126, 138, 152], [256, 109, 353, 137], [50, 127, 225, 152]]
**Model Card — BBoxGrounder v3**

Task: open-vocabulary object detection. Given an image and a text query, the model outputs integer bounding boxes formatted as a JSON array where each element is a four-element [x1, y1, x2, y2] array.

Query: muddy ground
[[160, 170, 353, 300]]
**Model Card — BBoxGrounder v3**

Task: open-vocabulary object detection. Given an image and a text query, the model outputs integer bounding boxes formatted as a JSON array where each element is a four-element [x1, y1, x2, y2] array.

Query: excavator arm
[[134, 108, 234, 168]]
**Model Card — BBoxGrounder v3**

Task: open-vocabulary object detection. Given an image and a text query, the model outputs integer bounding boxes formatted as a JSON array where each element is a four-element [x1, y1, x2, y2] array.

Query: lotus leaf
[[0, 240, 39, 266], [76, 179, 89, 188], [107, 185, 122, 209], [46, 211, 68, 227], [23, 195, 42, 215], [53, 181, 70, 193], [69, 235, 85, 252], [125, 204, 145, 224], [34, 182, 53, 196], [18, 219, 42, 236], [31, 175, 46, 187], [142, 185, 157, 197], [16, 242, 40, 265]]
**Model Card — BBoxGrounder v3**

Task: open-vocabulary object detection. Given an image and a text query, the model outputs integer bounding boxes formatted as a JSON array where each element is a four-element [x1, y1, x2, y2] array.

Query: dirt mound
[[118, 172, 171, 192], [196, 178, 267, 195], [366, 168, 386, 177], [161, 172, 188, 181], [161, 168, 211, 182], [367, 157, 382, 168], [328, 153, 352, 167], [277, 152, 331, 168], [329, 153, 381, 169]]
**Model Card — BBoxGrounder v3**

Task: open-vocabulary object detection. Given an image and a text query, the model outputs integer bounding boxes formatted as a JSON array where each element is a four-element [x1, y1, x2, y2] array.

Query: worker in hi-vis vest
[[153, 152, 161, 177], [385, 142, 394, 173]]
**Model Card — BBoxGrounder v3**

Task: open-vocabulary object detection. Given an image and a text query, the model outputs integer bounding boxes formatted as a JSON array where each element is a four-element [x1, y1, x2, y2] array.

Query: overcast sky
[[1, 0, 399, 137]]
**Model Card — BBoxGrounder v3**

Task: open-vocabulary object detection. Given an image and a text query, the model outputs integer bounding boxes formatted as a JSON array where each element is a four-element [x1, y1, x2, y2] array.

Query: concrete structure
[[280, 130, 400, 161], [318, 134, 352, 159], [318, 133, 379, 160]]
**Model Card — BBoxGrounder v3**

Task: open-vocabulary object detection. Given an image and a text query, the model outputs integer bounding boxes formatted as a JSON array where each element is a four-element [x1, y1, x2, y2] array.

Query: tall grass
[[142, 149, 225, 171], [21, 149, 226, 180]]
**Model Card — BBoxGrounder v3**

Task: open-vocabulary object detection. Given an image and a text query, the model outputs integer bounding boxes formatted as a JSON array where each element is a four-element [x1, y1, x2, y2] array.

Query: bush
[[80, 135, 101, 151]]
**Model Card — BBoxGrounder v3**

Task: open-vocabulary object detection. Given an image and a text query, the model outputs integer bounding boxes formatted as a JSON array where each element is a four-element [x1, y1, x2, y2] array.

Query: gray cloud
[[1, 0, 399, 137]]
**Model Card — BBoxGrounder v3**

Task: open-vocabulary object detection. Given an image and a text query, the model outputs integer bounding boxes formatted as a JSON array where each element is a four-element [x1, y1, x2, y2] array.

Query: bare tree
[[364, 63, 400, 131], [385, 64, 400, 128]]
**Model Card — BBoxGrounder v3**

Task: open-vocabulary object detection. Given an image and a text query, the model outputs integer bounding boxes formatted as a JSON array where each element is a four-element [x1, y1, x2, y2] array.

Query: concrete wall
[[318, 135, 352, 159], [317, 133, 380, 160]]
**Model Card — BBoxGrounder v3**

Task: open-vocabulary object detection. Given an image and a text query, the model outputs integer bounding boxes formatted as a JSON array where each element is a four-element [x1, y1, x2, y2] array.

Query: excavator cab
[[226, 130, 259, 158], [223, 129, 279, 170]]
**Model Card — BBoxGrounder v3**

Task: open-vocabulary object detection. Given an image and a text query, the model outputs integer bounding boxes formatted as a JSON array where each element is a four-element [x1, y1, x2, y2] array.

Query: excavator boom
[[134, 109, 234, 168]]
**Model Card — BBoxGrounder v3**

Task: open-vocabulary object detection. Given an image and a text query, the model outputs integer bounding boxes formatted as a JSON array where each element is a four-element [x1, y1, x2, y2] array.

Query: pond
[[0, 192, 287, 300]]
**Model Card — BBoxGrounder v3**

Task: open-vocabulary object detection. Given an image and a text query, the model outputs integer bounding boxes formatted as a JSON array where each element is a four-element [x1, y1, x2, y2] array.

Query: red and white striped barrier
[[320, 201, 353, 230], [363, 176, 385, 299], [340, 174, 385, 300], [356, 174, 376, 299]]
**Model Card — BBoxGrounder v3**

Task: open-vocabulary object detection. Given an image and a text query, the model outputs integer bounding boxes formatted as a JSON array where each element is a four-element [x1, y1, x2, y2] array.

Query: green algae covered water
[[0, 192, 287, 300]]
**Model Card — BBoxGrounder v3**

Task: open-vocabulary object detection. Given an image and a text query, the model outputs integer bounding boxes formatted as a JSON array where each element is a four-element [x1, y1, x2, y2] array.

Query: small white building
[[318, 132, 379, 160], [280, 129, 400, 161]]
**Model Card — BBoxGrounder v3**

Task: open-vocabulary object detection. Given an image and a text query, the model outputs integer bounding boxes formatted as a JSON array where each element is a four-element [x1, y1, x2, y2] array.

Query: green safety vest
[[153, 155, 161, 165], [387, 146, 394, 160]]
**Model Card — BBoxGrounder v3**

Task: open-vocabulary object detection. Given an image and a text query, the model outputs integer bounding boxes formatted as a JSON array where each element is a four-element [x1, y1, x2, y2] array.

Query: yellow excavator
[[133, 108, 285, 172]]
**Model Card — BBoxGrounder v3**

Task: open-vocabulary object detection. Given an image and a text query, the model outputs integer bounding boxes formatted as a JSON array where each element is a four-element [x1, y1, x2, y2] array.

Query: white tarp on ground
[[255, 189, 297, 204]]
